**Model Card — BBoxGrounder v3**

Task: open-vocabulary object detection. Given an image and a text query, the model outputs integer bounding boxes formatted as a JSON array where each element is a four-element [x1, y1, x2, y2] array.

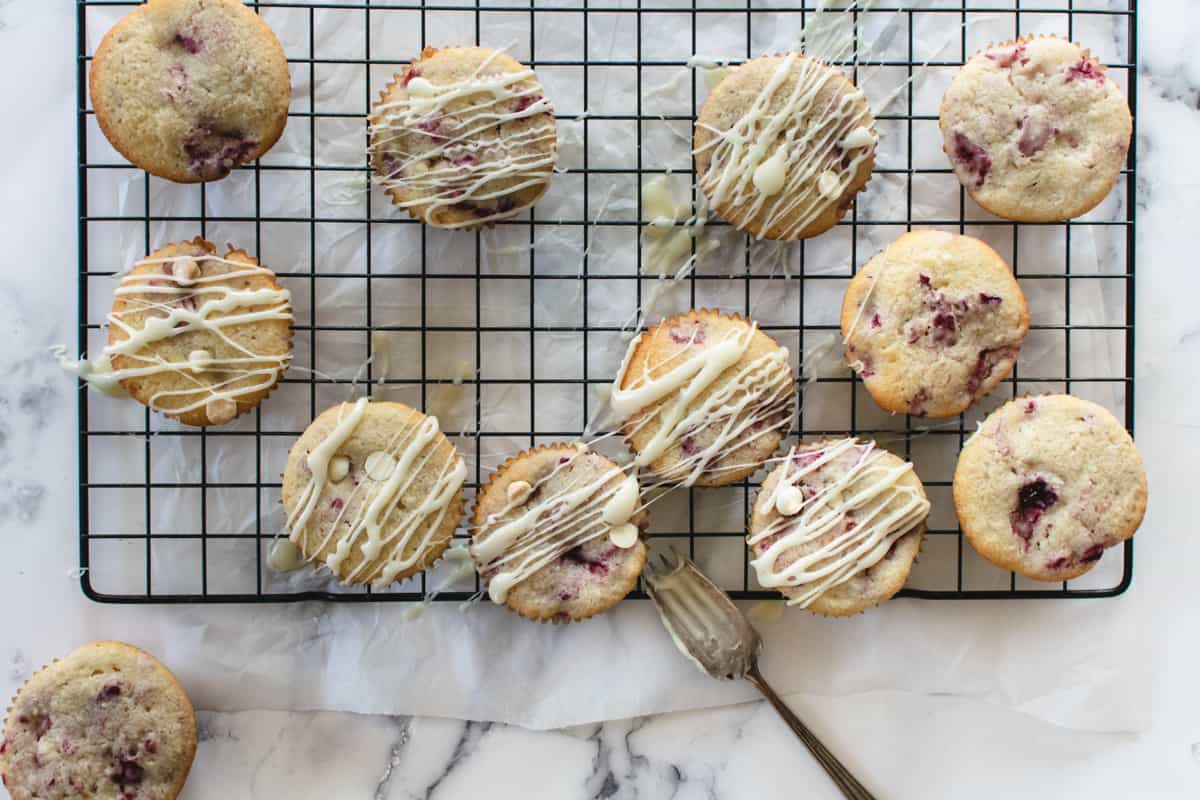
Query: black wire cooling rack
[[75, 0, 1136, 604]]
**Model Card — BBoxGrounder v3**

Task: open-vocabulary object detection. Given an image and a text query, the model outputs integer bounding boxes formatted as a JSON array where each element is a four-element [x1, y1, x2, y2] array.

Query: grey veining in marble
[[2, 1, 1200, 798]]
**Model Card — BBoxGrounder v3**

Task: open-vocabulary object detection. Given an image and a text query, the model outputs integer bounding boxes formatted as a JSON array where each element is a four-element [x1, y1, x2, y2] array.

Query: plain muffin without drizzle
[[939, 35, 1131, 221], [90, 0, 292, 182], [841, 230, 1029, 419], [953, 394, 1147, 581], [0, 641, 197, 800]]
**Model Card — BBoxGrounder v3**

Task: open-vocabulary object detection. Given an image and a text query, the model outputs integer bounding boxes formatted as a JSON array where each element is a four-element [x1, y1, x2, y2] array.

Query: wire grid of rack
[[76, 0, 1137, 604]]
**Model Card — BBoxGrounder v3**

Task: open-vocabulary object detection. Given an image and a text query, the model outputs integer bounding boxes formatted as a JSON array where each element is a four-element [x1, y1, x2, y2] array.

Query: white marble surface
[[2, 0, 1200, 797]]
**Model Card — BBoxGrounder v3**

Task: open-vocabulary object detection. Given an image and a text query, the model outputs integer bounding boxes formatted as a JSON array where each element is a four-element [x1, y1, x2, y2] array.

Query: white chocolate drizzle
[[286, 397, 468, 588], [470, 448, 643, 603], [369, 49, 557, 228], [748, 438, 930, 607], [53, 252, 292, 421], [610, 321, 794, 486], [694, 51, 877, 241]]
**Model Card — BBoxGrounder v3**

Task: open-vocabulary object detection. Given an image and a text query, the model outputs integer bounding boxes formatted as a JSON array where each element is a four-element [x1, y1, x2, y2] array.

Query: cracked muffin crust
[[939, 35, 1132, 221], [0, 641, 196, 800], [369, 46, 558, 229], [89, 0, 292, 183], [953, 394, 1147, 581], [841, 230, 1029, 419]]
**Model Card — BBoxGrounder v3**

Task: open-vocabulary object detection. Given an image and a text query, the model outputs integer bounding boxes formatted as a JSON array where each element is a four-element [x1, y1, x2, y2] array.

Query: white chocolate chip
[[405, 77, 437, 97], [172, 257, 200, 286], [752, 151, 788, 197], [506, 480, 533, 505], [775, 483, 805, 517], [817, 169, 841, 198], [204, 397, 238, 425], [187, 349, 212, 373], [328, 455, 350, 483], [364, 451, 396, 481], [609, 522, 639, 549]]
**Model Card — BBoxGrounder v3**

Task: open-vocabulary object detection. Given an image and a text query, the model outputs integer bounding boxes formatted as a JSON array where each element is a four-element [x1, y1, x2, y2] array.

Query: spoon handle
[[745, 663, 878, 800]]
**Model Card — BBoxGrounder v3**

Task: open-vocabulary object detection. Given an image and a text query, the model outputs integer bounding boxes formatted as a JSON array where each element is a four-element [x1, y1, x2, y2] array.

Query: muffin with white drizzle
[[470, 444, 647, 623], [369, 46, 558, 229], [694, 53, 877, 241], [95, 237, 292, 426], [612, 309, 796, 487], [281, 398, 468, 587], [748, 438, 930, 616]]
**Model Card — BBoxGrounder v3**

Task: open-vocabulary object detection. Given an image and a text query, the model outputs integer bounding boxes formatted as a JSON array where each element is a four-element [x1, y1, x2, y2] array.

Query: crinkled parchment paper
[[67, 0, 1144, 731]]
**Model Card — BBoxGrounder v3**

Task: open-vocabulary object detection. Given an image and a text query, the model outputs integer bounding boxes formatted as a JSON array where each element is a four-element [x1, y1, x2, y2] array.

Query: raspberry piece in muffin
[[694, 53, 877, 240], [470, 445, 648, 623], [369, 47, 558, 229], [0, 642, 196, 800], [611, 310, 796, 487], [841, 230, 1029, 419], [748, 438, 930, 616], [939, 35, 1132, 221], [89, 0, 291, 183], [953, 394, 1148, 581], [282, 398, 468, 588]]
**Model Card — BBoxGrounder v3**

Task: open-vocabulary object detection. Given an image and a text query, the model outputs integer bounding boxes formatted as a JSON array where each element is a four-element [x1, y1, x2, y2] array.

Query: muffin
[[611, 309, 795, 486], [840, 230, 1029, 419], [939, 35, 1132, 221], [470, 444, 648, 622], [694, 52, 877, 240], [104, 237, 293, 426], [281, 398, 468, 587], [953, 394, 1147, 581], [369, 46, 558, 229], [0, 641, 196, 800], [748, 439, 930, 616], [89, 0, 292, 183]]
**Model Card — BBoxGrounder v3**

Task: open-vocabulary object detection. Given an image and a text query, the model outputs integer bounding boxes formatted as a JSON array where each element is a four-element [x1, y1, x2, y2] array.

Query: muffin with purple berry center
[[369, 46, 558, 229], [0, 641, 196, 800], [841, 230, 1029, 419], [89, 0, 292, 183], [953, 394, 1147, 581], [470, 444, 648, 623], [939, 35, 1131, 222]]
